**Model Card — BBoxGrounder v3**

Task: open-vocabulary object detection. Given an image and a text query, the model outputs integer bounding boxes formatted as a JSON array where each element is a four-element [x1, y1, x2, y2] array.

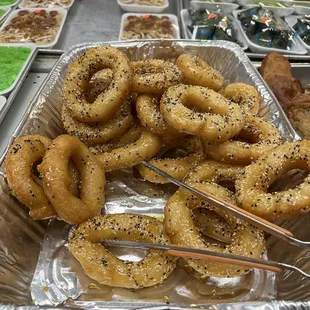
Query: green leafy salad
[[0, 46, 31, 92]]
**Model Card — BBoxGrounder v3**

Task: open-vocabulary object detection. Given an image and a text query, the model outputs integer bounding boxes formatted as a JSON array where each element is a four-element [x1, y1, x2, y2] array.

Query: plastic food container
[[18, 0, 75, 10], [0, 43, 36, 97], [190, 1, 239, 13], [233, 9, 307, 54], [0, 96, 6, 113], [0, 5, 11, 24], [180, 9, 248, 50], [0, 0, 19, 6], [285, 15, 310, 54], [117, 0, 169, 13], [0, 8, 67, 48], [119, 13, 180, 40], [243, 3, 294, 17]]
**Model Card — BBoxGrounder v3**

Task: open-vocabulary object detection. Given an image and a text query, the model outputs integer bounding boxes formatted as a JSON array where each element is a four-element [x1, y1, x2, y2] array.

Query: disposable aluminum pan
[[0, 40, 309, 309]]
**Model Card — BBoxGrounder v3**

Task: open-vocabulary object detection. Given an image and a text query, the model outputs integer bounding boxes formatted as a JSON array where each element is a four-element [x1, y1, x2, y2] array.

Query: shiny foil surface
[[0, 40, 309, 309]]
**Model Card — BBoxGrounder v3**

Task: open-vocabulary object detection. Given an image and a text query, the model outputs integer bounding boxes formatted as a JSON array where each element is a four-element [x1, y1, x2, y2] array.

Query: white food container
[[243, 3, 294, 17], [180, 8, 248, 50], [0, 5, 11, 24], [0, 7, 67, 48], [117, 0, 169, 13], [285, 15, 310, 54], [0, 43, 36, 97], [18, 0, 75, 11], [190, 1, 239, 13], [119, 13, 180, 40], [232, 9, 307, 54]]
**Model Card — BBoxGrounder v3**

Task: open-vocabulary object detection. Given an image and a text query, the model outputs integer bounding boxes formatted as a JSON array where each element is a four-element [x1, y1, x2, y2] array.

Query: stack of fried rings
[[5, 47, 310, 289]]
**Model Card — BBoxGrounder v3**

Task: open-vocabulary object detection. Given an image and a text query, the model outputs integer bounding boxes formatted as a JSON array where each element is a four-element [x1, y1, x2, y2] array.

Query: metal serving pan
[[0, 40, 308, 309]]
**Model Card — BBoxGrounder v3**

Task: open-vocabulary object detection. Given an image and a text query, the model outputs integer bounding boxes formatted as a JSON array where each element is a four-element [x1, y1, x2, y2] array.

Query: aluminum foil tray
[[0, 40, 309, 309]]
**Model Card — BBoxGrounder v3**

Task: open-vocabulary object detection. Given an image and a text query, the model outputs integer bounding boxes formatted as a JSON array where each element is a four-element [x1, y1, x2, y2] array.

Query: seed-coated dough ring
[[160, 85, 245, 141], [92, 129, 162, 172], [176, 54, 224, 91], [235, 141, 310, 221], [131, 59, 182, 95], [64, 46, 133, 123], [90, 121, 141, 154], [137, 136, 205, 184], [136, 94, 185, 137], [39, 135, 105, 225], [202, 116, 282, 165], [61, 98, 133, 145], [164, 180, 265, 277], [68, 214, 176, 289], [6, 135, 56, 220], [221, 83, 260, 115]]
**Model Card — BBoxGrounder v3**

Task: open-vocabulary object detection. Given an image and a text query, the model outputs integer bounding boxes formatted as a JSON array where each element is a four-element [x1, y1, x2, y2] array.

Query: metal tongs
[[102, 240, 310, 279], [140, 161, 310, 249]]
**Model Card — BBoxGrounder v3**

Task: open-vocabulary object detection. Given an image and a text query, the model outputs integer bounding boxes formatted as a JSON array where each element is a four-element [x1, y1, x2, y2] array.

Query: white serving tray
[[0, 43, 37, 97], [285, 15, 310, 54], [232, 9, 307, 54], [0, 7, 67, 48], [18, 0, 75, 11], [117, 0, 169, 13], [243, 3, 294, 17], [119, 13, 180, 41], [180, 9, 248, 50], [190, 1, 239, 13]]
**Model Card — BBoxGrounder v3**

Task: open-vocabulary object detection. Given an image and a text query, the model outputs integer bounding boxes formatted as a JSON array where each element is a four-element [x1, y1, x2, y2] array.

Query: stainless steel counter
[[54, 0, 182, 50]]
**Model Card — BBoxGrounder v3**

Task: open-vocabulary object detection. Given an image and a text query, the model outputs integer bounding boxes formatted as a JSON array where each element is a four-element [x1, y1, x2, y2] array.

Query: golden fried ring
[[131, 59, 182, 95], [193, 208, 232, 244], [160, 85, 245, 141], [176, 54, 224, 91], [69, 214, 176, 289], [90, 121, 141, 154], [61, 98, 133, 145], [165, 170, 265, 277], [64, 46, 133, 123], [39, 135, 105, 225], [202, 116, 282, 165], [91, 129, 162, 172], [6, 135, 56, 220], [136, 94, 185, 137], [137, 136, 205, 184], [221, 83, 260, 115], [235, 141, 310, 221]]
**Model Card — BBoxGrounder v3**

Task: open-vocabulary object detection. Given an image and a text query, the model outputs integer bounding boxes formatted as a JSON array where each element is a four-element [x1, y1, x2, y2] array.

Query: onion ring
[[63, 46, 133, 123], [38, 135, 105, 225], [68, 214, 176, 289], [202, 116, 282, 165], [160, 85, 245, 141], [61, 98, 133, 145], [91, 128, 162, 172], [176, 54, 224, 91], [136, 94, 185, 137], [131, 59, 182, 95], [137, 136, 205, 184], [164, 161, 265, 277], [235, 141, 310, 221], [221, 83, 260, 115], [5, 135, 56, 220]]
